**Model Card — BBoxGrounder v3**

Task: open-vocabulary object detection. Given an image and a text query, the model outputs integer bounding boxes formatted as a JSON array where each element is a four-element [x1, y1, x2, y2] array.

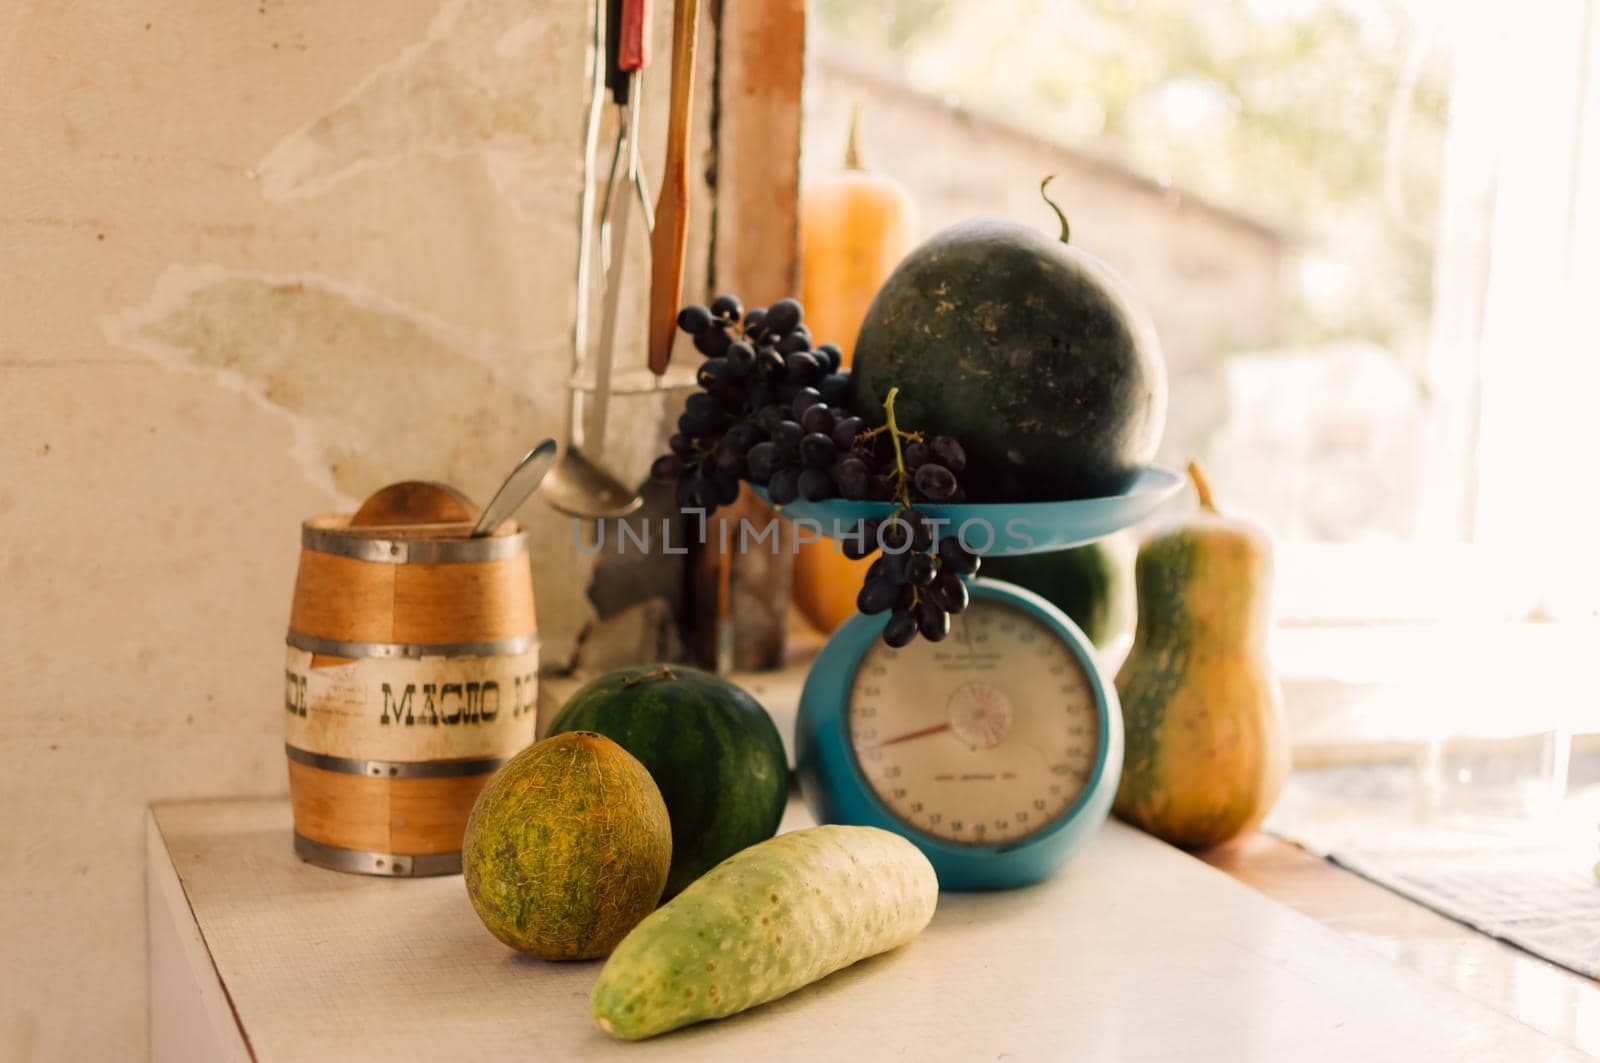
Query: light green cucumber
[[590, 825, 938, 1040]]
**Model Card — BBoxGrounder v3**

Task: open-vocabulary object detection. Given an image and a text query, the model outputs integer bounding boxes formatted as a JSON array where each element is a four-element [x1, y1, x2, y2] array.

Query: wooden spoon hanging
[[646, 0, 702, 375]]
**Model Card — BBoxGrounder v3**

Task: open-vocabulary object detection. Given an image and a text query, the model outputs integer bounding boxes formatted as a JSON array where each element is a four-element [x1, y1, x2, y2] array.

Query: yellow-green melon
[[462, 731, 671, 960]]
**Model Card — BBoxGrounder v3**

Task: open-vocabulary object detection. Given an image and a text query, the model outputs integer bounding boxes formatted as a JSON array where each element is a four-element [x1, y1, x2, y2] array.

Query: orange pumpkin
[[793, 107, 918, 633]]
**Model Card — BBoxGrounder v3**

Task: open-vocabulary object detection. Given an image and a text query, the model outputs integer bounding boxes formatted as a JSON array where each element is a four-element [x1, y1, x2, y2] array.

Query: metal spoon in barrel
[[472, 439, 559, 538]]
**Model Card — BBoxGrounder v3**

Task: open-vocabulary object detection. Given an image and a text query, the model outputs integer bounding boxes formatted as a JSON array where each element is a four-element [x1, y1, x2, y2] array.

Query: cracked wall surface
[[0, 1, 690, 1057]]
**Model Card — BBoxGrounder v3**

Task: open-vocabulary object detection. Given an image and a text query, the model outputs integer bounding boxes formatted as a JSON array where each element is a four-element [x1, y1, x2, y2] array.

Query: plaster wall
[[0, 2, 699, 1056]]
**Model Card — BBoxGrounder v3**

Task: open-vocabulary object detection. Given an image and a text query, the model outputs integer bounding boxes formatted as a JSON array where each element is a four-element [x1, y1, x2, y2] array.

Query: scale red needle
[[869, 722, 952, 750]]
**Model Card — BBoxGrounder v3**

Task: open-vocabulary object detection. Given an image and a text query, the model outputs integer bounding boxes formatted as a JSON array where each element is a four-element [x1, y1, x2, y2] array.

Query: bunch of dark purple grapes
[[648, 294, 852, 513], [648, 295, 981, 647], [849, 512, 981, 646]]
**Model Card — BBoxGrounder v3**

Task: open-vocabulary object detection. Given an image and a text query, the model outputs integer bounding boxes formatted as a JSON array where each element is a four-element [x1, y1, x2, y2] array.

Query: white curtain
[[1426, 0, 1600, 618]]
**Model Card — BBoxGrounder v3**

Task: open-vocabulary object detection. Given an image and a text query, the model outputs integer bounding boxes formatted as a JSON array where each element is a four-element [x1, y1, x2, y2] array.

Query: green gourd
[[591, 825, 938, 1040]]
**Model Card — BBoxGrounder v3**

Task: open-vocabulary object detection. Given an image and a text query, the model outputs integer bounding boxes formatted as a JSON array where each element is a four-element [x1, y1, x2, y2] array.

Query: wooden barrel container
[[284, 482, 537, 876]]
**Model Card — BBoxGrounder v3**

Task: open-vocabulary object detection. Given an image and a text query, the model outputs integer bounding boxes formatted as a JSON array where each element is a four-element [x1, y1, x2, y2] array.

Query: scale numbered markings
[[848, 597, 1099, 847]]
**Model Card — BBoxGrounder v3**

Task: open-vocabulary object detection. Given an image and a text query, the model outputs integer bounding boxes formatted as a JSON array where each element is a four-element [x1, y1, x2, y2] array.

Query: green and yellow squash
[[1113, 462, 1289, 848]]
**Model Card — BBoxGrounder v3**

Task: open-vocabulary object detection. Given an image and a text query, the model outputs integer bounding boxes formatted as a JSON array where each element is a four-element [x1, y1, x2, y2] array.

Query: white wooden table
[[147, 797, 1577, 1062]]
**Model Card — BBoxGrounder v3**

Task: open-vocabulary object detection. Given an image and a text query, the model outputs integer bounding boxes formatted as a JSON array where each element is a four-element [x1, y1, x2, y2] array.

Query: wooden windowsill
[[1200, 831, 1600, 1056]]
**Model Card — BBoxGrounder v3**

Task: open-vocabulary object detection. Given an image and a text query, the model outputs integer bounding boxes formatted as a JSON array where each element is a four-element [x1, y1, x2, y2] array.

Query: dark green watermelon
[[981, 540, 1125, 647], [545, 664, 788, 898], [849, 190, 1166, 502]]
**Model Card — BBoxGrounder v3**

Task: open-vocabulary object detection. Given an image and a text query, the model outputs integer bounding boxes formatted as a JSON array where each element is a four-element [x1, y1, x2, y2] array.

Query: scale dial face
[[846, 596, 1101, 847]]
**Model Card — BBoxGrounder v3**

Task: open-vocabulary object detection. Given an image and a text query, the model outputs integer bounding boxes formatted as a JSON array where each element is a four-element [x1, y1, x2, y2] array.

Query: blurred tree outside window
[[805, 0, 1600, 747], [816, 0, 1448, 354]]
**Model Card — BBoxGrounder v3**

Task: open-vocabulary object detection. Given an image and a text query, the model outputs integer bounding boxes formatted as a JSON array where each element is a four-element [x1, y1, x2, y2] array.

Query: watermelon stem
[[1040, 176, 1071, 244], [1186, 460, 1218, 513], [623, 665, 679, 686]]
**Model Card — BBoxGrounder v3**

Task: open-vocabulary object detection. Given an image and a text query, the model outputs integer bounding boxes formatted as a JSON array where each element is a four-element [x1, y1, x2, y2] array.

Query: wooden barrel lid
[[351, 481, 475, 526], [300, 481, 525, 563]]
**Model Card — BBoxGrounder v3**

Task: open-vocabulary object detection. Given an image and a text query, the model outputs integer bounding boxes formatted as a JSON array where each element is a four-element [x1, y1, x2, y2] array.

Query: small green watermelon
[[546, 664, 788, 898], [850, 179, 1167, 502]]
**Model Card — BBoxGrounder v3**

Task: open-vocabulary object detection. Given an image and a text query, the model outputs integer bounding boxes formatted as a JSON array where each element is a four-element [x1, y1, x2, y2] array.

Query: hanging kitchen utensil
[[583, 0, 652, 501], [646, 0, 701, 376], [598, 0, 654, 274], [546, 0, 646, 520]]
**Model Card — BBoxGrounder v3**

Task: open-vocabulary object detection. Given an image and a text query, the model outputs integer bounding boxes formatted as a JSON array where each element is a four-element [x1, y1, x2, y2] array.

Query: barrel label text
[[377, 680, 530, 726], [284, 645, 538, 761]]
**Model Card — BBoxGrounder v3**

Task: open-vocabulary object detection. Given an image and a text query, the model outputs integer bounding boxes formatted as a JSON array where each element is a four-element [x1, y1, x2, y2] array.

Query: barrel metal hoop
[[285, 744, 507, 780], [292, 833, 462, 877], [301, 524, 526, 564], [285, 630, 536, 660]]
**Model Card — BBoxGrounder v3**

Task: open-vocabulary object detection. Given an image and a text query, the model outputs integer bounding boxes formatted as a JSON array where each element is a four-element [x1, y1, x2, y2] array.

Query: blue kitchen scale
[[775, 465, 1184, 891]]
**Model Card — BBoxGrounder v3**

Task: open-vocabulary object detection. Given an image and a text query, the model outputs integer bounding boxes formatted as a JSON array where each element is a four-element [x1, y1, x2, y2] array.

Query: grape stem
[[689, 441, 714, 479], [881, 386, 923, 610], [883, 386, 909, 490]]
